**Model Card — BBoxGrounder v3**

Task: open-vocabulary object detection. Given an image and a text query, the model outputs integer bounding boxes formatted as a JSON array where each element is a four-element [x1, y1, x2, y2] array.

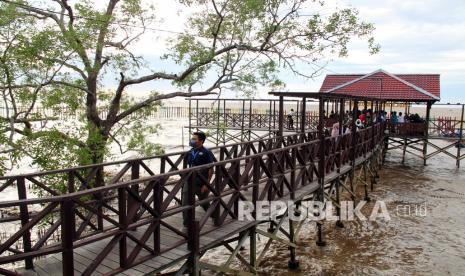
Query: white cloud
[[103, 0, 465, 102]]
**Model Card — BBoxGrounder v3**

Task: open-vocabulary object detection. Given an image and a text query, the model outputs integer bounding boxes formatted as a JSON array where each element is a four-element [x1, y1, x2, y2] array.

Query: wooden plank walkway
[[15, 212, 256, 276], [13, 158, 364, 276]]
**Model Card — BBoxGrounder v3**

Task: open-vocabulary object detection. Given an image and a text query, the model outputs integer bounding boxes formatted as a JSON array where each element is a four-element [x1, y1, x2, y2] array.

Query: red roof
[[319, 69, 440, 101]]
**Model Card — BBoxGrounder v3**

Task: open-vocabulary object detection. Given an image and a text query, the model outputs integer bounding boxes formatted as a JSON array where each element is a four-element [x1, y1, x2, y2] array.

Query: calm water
[[252, 148, 465, 275]]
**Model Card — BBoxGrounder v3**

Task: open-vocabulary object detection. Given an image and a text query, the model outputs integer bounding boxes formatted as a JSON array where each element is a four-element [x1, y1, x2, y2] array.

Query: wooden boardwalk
[[17, 214, 255, 276], [1, 92, 387, 276], [10, 151, 373, 276]]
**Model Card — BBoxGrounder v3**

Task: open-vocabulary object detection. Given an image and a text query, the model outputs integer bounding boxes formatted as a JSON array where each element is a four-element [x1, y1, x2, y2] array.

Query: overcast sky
[[121, 0, 465, 103]]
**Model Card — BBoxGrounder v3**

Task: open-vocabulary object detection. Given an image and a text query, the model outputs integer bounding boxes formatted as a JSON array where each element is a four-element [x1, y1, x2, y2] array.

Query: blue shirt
[[187, 146, 215, 185]]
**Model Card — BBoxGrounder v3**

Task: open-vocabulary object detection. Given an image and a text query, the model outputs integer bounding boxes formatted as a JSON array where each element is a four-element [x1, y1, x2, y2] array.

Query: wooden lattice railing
[[0, 123, 385, 275]]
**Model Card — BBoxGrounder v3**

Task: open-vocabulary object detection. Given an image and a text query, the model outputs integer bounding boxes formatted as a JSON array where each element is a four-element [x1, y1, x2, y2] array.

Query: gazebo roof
[[319, 69, 440, 102]]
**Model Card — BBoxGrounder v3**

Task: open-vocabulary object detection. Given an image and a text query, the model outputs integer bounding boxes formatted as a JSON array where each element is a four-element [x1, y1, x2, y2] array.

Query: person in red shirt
[[359, 111, 366, 123]]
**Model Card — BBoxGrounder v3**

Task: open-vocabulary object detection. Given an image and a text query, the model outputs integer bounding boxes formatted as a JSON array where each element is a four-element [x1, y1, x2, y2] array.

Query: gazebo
[[319, 69, 442, 164]]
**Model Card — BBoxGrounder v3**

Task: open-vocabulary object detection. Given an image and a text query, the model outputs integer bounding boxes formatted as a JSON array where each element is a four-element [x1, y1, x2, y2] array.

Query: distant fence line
[[1, 106, 464, 126], [0, 106, 193, 120], [0, 106, 315, 120]]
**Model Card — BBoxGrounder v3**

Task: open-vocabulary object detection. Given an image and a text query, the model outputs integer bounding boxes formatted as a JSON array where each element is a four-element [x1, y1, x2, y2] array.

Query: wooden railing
[[0, 123, 385, 275], [192, 111, 321, 130]]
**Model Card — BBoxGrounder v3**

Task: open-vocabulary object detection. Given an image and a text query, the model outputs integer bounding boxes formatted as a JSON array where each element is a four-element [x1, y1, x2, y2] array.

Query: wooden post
[[241, 100, 246, 142], [118, 188, 128, 268], [129, 161, 140, 224], [188, 99, 192, 147], [153, 180, 161, 255], [187, 170, 199, 276], [335, 177, 344, 228], [250, 158, 260, 270], [17, 177, 33, 269], [339, 98, 344, 135], [61, 199, 74, 275], [268, 100, 272, 136], [278, 96, 284, 136], [457, 104, 464, 167], [217, 99, 221, 146], [249, 100, 253, 140], [350, 100, 358, 201], [316, 96, 326, 247], [223, 99, 226, 145], [67, 172, 76, 241], [301, 97, 307, 133], [423, 101, 432, 165], [196, 99, 199, 126], [288, 147, 299, 269], [296, 100, 300, 132]]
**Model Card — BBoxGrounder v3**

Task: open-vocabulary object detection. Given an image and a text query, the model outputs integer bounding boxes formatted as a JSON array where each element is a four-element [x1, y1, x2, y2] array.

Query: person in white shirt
[[398, 112, 405, 123]]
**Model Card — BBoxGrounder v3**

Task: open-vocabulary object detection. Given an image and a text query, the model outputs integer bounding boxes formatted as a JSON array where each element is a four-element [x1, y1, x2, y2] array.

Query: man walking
[[182, 132, 215, 227]]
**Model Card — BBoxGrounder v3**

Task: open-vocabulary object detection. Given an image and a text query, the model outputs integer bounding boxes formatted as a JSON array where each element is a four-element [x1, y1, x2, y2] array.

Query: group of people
[[389, 111, 425, 124], [329, 109, 384, 137]]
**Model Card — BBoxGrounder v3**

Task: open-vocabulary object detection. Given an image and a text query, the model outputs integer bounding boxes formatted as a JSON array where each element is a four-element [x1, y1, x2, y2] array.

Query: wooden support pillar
[[249, 100, 253, 140], [269, 100, 273, 137], [223, 99, 226, 145], [301, 97, 307, 133], [288, 147, 299, 269], [350, 100, 358, 201], [250, 159, 260, 270], [339, 98, 344, 135], [215, 99, 220, 145], [316, 96, 326, 247], [423, 101, 432, 165], [278, 96, 284, 136], [196, 99, 199, 126], [296, 100, 300, 132], [61, 199, 74, 276], [457, 104, 464, 167], [335, 177, 344, 228], [118, 188, 128, 268], [187, 170, 200, 276], [241, 100, 245, 142], [188, 99, 192, 146], [17, 177, 33, 270]]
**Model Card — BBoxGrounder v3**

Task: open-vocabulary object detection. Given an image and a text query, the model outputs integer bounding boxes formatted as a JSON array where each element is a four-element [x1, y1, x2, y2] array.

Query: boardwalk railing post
[[288, 147, 299, 269], [213, 162, 222, 226], [423, 101, 432, 165], [316, 95, 326, 247], [17, 177, 33, 270], [456, 104, 464, 167], [61, 199, 74, 275], [250, 158, 260, 271], [187, 170, 199, 276], [67, 172, 76, 241], [153, 179, 161, 255], [350, 100, 358, 201], [335, 177, 344, 228], [118, 187, 128, 268], [130, 161, 140, 225]]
